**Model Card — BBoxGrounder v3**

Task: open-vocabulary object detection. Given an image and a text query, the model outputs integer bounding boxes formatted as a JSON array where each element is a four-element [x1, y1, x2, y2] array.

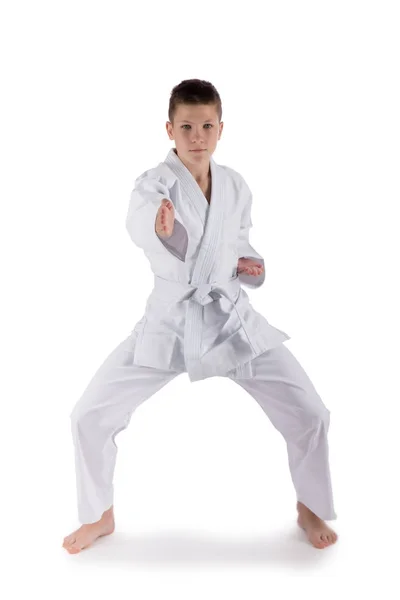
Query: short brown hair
[[168, 79, 222, 124]]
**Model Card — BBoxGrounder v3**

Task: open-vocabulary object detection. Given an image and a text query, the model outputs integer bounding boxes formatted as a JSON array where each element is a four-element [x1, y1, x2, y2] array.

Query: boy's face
[[166, 103, 223, 167]]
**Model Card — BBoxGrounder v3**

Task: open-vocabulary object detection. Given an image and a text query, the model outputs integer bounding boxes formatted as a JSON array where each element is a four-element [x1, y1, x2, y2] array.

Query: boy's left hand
[[237, 258, 264, 276]]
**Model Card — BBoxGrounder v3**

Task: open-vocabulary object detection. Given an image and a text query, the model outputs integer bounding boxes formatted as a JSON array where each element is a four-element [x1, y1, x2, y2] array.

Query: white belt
[[153, 275, 249, 379]]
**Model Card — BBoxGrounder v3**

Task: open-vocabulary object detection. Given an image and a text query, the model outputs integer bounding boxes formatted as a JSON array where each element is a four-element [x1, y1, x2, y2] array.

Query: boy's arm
[[126, 173, 188, 261], [237, 178, 265, 289]]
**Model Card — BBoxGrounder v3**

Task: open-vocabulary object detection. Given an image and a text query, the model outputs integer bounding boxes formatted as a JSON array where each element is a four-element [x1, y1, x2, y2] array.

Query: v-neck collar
[[164, 148, 215, 209]]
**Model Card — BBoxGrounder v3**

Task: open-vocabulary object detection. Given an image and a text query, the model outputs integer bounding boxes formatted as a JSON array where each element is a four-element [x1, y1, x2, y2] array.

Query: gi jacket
[[126, 148, 290, 382]]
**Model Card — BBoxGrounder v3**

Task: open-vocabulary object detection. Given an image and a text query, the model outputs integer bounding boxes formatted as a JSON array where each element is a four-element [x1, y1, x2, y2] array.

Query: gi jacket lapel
[[164, 148, 225, 284]]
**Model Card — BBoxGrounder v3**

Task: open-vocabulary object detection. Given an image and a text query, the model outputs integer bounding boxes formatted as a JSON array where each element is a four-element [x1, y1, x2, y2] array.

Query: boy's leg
[[227, 344, 337, 523], [69, 332, 183, 525]]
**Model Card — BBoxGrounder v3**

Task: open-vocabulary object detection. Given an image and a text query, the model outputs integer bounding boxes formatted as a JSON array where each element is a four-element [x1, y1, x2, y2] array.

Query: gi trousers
[[70, 333, 337, 524]]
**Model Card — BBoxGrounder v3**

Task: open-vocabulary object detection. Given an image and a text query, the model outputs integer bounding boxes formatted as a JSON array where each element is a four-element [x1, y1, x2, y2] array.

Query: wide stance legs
[[64, 337, 337, 553]]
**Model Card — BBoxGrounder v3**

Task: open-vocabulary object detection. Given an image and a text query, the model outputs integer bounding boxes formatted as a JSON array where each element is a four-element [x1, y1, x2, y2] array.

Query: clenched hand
[[155, 199, 175, 238], [237, 257, 264, 276]]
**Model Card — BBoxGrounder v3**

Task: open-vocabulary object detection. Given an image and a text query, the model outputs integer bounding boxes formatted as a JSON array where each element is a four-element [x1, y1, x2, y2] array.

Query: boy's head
[[166, 79, 224, 165]]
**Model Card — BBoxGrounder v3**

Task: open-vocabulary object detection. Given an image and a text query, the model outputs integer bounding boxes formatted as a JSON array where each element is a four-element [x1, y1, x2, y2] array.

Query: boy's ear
[[166, 121, 174, 140]]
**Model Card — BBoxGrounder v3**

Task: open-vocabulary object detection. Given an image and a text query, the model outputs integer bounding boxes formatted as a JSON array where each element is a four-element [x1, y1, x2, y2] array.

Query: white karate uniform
[[70, 148, 337, 524]]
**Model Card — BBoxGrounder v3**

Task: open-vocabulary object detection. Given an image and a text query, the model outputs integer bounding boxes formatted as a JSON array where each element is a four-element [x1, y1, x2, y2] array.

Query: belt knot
[[191, 283, 216, 306]]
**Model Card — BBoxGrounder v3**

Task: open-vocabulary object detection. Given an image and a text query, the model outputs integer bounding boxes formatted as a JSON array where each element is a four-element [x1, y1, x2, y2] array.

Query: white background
[[1, 0, 399, 597]]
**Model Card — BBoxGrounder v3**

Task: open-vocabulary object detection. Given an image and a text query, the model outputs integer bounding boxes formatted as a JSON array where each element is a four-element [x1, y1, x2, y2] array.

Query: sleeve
[[237, 178, 265, 289], [126, 172, 188, 262]]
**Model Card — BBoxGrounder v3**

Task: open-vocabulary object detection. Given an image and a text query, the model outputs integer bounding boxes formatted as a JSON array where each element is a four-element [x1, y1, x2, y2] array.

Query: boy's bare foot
[[62, 506, 115, 554], [297, 501, 338, 549]]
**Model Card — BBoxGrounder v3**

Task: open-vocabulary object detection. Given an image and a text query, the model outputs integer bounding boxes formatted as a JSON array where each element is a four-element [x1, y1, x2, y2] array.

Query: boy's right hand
[[155, 199, 175, 238]]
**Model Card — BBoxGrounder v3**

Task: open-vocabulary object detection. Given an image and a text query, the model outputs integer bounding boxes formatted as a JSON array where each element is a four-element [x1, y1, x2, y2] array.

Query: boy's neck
[[174, 148, 210, 184]]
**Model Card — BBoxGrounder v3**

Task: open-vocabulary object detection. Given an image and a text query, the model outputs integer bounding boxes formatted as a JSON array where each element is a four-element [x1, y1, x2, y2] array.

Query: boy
[[63, 79, 338, 554]]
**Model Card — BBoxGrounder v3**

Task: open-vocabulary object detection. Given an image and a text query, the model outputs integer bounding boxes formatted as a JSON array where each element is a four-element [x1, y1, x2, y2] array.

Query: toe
[[69, 541, 83, 553], [310, 535, 326, 549], [65, 536, 76, 545], [64, 535, 75, 544], [319, 536, 329, 547]]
